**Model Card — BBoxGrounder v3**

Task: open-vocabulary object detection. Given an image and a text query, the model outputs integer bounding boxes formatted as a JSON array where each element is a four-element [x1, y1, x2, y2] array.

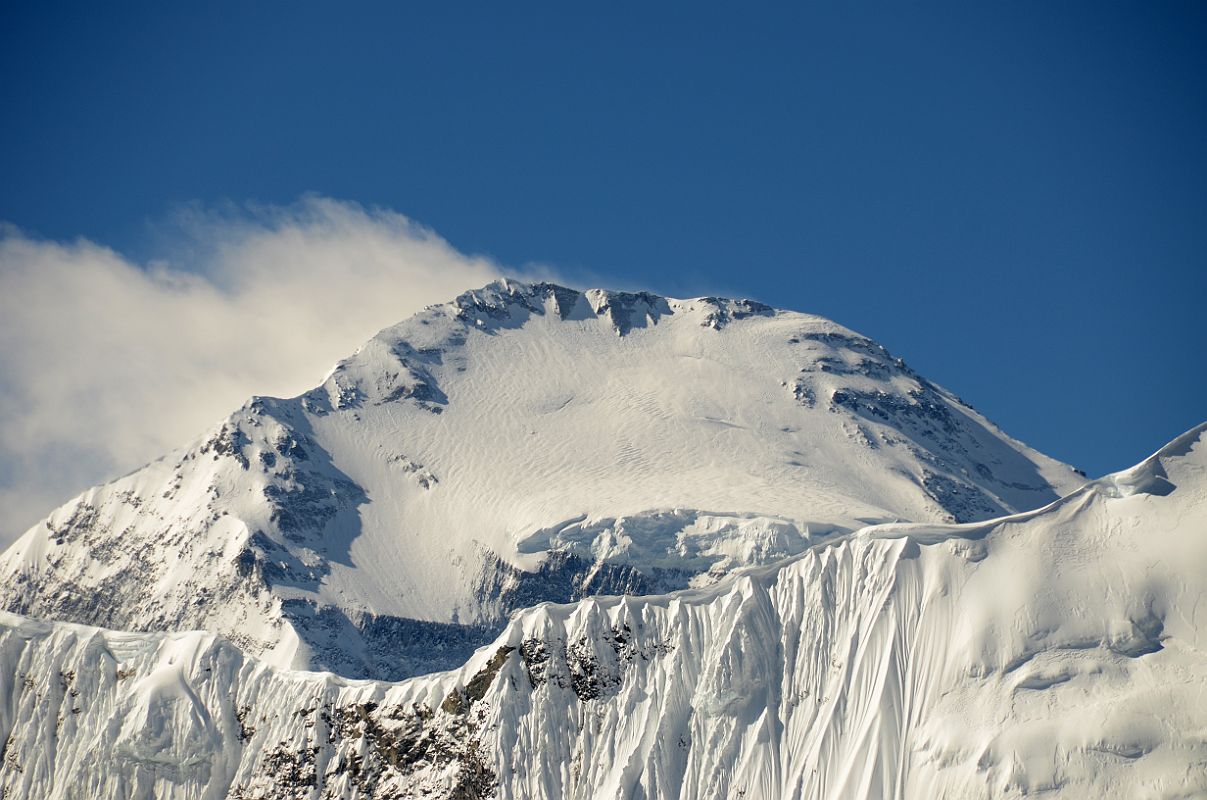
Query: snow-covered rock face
[[0, 424, 1203, 800], [0, 280, 1083, 680]]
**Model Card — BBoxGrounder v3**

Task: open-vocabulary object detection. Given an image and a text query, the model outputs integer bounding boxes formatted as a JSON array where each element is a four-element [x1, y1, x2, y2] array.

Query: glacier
[[0, 422, 1204, 799]]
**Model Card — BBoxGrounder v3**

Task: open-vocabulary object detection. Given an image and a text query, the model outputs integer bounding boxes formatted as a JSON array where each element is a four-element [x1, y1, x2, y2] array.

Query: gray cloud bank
[[0, 197, 515, 546]]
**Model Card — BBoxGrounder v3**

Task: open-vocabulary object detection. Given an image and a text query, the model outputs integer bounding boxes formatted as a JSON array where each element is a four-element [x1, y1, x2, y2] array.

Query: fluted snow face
[[0, 281, 1083, 682], [1, 425, 1203, 799]]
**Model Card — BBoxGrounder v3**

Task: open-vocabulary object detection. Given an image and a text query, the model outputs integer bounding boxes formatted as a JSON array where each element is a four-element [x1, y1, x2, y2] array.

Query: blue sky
[[2, 1, 1205, 482]]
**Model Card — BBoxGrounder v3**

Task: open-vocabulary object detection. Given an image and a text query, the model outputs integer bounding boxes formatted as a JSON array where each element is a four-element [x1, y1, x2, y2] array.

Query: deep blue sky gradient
[[2, 1, 1204, 476]]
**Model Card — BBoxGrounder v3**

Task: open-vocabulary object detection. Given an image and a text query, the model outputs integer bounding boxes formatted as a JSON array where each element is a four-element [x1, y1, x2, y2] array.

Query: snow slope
[[0, 424, 1203, 799], [0, 280, 1083, 680]]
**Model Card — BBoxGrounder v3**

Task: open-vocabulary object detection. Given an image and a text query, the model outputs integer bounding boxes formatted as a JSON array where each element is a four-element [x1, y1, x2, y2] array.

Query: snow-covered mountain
[[1, 423, 1203, 800], [0, 280, 1084, 681]]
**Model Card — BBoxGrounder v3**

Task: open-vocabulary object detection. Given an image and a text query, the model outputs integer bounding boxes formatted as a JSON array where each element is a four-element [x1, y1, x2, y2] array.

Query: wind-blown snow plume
[[0, 198, 508, 544]]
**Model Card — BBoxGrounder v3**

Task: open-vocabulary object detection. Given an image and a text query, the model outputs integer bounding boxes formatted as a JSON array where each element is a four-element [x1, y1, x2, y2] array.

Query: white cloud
[[0, 197, 513, 545]]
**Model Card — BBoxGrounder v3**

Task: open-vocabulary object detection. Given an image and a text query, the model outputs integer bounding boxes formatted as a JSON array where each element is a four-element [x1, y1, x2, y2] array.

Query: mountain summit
[[0, 280, 1083, 680]]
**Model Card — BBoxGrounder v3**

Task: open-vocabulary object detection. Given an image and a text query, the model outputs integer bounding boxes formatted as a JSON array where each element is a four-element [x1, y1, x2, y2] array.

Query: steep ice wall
[[0, 424, 1202, 799]]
